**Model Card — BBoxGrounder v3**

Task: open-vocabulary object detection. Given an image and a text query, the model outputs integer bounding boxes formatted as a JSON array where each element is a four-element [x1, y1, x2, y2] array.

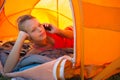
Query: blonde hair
[[17, 15, 35, 32]]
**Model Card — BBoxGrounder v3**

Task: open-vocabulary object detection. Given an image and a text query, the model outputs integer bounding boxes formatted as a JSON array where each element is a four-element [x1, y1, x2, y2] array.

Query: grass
[[0, 74, 11, 80], [107, 73, 120, 80], [0, 73, 120, 80]]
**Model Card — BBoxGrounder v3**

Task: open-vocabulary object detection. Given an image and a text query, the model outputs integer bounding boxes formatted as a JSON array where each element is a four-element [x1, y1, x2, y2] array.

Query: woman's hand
[[18, 31, 29, 40], [43, 23, 59, 34], [43, 23, 73, 39]]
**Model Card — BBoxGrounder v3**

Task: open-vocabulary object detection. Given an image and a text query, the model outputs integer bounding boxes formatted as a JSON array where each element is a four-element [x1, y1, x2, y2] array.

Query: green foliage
[[107, 73, 120, 80], [0, 74, 11, 80]]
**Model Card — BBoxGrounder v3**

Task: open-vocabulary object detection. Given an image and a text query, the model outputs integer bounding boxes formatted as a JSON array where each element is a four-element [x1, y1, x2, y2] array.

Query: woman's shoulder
[[65, 26, 73, 30]]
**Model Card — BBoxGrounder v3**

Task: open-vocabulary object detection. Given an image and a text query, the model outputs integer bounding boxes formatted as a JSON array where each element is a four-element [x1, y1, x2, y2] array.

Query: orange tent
[[0, 0, 120, 79], [0, 0, 73, 42]]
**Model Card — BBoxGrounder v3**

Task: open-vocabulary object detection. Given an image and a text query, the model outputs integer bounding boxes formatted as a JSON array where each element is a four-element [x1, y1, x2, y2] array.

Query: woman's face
[[23, 19, 47, 42]]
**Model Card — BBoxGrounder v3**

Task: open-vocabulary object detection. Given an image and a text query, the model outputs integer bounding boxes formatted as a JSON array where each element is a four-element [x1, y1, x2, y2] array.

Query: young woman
[[3, 15, 73, 74]]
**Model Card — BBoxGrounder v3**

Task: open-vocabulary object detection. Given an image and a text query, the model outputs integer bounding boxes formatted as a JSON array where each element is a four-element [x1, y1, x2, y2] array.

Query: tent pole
[[72, 0, 85, 80], [79, 0, 85, 80], [0, 0, 6, 13], [56, 0, 59, 28], [93, 57, 120, 80]]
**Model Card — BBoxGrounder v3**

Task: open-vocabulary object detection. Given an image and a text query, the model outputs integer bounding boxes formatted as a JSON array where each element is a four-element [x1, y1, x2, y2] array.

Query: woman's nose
[[37, 27, 42, 32]]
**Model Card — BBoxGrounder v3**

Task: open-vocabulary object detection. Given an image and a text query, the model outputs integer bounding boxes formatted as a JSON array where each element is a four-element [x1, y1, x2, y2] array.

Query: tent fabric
[[0, 0, 40, 42], [0, 0, 120, 79], [72, 0, 120, 79], [72, 0, 120, 65], [0, 0, 73, 42], [83, 0, 120, 8]]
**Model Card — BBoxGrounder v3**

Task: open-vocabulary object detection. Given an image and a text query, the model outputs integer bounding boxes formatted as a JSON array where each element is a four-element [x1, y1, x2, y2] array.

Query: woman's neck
[[34, 36, 54, 49]]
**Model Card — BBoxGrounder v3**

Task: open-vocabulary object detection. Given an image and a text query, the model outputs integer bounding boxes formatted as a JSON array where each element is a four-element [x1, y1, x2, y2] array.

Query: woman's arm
[[55, 27, 73, 39], [3, 31, 28, 73], [4, 60, 57, 80], [43, 24, 73, 39]]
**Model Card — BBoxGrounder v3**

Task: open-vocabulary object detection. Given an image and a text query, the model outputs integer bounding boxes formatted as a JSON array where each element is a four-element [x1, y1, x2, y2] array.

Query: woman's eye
[[38, 24, 42, 27], [31, 28, 35, 32]]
